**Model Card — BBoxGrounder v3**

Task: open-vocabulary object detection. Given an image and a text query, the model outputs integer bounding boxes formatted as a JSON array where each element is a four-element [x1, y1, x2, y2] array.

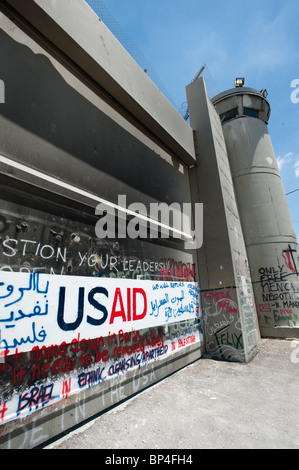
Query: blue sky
[[86, 0, 299, 239]]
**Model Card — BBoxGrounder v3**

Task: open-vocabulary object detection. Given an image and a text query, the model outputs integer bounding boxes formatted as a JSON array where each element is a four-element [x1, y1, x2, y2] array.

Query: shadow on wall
[[0, 29, 188, 206]]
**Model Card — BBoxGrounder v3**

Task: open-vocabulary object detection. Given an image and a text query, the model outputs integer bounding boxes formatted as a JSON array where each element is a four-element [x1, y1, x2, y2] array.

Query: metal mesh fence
[[85, 0, 177, 107]]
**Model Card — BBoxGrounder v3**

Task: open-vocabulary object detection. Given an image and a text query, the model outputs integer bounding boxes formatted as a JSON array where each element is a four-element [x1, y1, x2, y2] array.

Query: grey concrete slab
[[45, 338, 299, 449]]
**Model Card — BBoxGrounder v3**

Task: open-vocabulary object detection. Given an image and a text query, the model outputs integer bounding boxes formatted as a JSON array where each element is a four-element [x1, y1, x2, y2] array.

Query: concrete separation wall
[[2, 0, 287, 450], [0, 1, 201, 448]]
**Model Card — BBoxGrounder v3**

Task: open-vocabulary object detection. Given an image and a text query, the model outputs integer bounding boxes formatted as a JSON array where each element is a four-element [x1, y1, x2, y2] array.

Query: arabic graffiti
[[0, 273, 49, 322], [0, 272, 200, 353], [150, 284, 199, 322], [0, 271, 202, 426]]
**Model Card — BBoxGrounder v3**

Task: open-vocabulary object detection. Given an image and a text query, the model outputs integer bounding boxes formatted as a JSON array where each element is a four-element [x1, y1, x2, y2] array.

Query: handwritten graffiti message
[[202, 288, 244, 361], [257, 246, 299, 327], [0, 272, 199, 353], [0, 217, 202, 429], [0, 322, 202, 424], [0, 232, 195, 282]]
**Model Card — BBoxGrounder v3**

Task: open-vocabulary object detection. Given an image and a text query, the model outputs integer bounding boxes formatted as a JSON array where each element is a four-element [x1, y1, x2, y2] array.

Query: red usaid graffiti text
[[58, 286, 147, 331]]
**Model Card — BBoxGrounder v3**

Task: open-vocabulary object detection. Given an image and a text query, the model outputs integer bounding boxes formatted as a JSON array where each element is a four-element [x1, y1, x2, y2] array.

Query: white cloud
[[276, 152, 299, 179], [277, 152, 293, 171]]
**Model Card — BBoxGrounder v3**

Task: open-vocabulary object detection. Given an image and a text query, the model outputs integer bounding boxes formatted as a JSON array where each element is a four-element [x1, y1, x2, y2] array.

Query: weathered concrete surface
[[45, 339, 299, 449], [3, 0, 196, 165], [187, 78, 259, 362]]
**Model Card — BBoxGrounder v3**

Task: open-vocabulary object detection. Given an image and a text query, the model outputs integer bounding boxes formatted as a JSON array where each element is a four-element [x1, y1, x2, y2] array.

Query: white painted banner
[[0, 272, 200, 354]]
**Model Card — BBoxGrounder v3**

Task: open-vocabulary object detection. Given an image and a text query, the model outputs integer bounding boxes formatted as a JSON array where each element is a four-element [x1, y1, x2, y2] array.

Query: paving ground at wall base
[[45, 338, 299, 450]]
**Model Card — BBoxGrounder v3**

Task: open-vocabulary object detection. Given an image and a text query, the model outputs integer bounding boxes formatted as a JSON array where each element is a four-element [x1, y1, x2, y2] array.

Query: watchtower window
[[220, 108, 238, 123], [243, 108, 259, 118]]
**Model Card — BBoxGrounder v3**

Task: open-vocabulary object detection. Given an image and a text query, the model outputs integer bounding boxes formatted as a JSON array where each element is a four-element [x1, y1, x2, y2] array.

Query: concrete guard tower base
[[187, 78, 260, 362]]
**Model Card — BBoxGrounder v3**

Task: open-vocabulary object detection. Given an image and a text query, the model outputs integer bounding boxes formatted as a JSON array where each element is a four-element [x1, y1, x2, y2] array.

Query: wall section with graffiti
[[0, 5, 202, 448], [253, 243, 299, 333], [0, 161, 202, 447]]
